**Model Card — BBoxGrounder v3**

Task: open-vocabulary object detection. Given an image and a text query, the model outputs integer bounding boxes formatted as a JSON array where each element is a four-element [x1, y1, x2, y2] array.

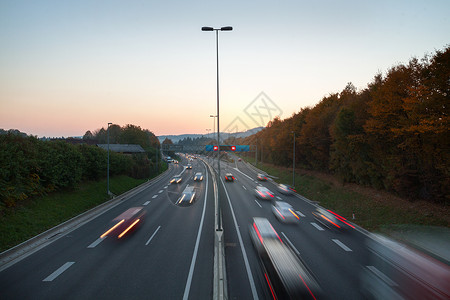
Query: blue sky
[[0, 0, 449, 137]]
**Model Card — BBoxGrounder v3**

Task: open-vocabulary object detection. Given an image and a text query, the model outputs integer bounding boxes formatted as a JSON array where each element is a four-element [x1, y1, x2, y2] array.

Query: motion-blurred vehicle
[[257, 173, 268, 181], [194, 172, 203, 181], [225, 173, 235, 182], [255, 185, 274, 200], [186, 164, 192, 169], [170, 175, 182, 184], [311, 207, 355, 231], [174, 160, 178, 164], [361, 233, 450, 299], [277, 183, 296, 195], [100, 207, 146, 239], [238, 158, 242, 161], [272, 201, 300, 223], [177, 186, 196, 205], [249, 217, 322, 299]]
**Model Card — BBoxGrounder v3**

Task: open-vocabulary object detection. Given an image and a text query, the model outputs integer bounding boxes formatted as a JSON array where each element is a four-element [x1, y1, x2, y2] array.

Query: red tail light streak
[[118, 219, 140, 238]]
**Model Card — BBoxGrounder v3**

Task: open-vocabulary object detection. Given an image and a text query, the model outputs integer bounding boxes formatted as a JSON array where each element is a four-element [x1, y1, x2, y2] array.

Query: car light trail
[[275, 207, 285, 219], [264, 272, 277, 300], [321, 214, 341, 228], [118, 219, 140, 238], [269, 223, 283, 243], [253, 223, 264, 244], [178, 194, 186, 204], [298, 274, 317, 300], [100, 219, 125, 238], [327, 210, 356, 228], [289, 208, 300, 219]]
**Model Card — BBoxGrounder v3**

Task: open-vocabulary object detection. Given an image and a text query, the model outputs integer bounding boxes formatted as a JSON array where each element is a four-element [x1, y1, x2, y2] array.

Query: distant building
[[97, 144, 146, 154]]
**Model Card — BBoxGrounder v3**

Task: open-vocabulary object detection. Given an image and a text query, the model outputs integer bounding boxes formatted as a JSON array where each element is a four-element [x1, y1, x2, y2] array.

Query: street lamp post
[[292, 131, 296, 187], [202, 26, 232, 231], [107, 122, 112, 196], [210, 115, 217, 143]]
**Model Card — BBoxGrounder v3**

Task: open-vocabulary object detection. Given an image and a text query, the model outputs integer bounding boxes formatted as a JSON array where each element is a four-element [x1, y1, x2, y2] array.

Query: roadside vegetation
[[249, 160, 449, 231], [232, 46, 449, 205], [0, 175, 147, 252]]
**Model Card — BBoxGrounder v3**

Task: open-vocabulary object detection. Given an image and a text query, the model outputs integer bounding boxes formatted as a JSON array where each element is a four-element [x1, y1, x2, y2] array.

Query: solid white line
[[152, 195, 158, 199], [145, 226, 161, 246], [366, 266, 398, 286], [281, 232, 300, 256], [87, 237, 105, 248], [143, 200, 151, 206], [43, 262, 75, 282], [311, 222, 324, 231], [254, 199, 262, 208], [296, 210, 305, 217], [182, 165, 208, 300], [332, 239, 352, 252], [222, 177, 259, 300]]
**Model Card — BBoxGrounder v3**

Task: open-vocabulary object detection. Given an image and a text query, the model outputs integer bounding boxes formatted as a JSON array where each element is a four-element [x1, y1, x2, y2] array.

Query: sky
[[0, 0, 449, 137]]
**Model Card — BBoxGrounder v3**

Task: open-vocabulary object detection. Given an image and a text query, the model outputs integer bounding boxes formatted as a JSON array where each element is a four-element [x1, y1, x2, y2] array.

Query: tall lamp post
[[107, 122, 112, 196], [202, 26, 232, 231], [292, 131, 296, 187], [210, 115, 217, 143]]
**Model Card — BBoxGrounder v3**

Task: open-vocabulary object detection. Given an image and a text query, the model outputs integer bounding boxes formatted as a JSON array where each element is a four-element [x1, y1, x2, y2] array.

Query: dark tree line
[[236, 46, 449, 203], [1, 124, 163, 211]]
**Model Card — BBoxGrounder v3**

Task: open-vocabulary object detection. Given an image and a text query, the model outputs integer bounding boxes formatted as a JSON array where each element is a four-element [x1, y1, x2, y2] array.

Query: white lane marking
[[143, 201, 151, 206], [152, 195, 158, 199], [281, 232, 300, 256], [158, 190, 163, 194], [276, 196, 282, 200], [233, 167, 254, 182], [243, 185, 247, 190], [332, 239, 352, 252], [366, 266, 398, 286], [182, 166, 209, 300], [311, 222, 324, 231], [254, 199, 262, 208], [296, 210, 305, 217], [222, 178, 259, 300], [43, 262, 75, 282], [145, 226, 161, 246], [87, 237, 106, 248], [164, 185, 168, 189]]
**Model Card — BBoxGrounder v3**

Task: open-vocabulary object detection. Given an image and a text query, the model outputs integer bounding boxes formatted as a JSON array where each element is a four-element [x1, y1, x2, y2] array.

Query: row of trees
[[1, 124, 163, 211], [235, 46, 449, 203]]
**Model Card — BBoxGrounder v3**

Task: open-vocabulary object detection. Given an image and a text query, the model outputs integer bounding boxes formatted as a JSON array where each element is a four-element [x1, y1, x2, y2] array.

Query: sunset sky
[[1, 0, 449, 137]]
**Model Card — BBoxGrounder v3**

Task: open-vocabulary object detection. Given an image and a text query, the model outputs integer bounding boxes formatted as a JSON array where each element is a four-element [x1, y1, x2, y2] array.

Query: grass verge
[[0, 175, 146, 252], [249, 161, 449, 232]]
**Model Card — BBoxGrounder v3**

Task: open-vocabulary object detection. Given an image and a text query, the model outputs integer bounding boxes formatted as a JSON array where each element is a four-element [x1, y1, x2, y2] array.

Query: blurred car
[[311, 207, 355, 230], [255, 185, 274, 200], [186, 164, 192, 169], [277, 183, 296, 195], [194, 172, 203, 181], [177, 186, 196, 205], [170, 175, 182, 184], [249, 217, 322, 299], [174, 160, 178, 164], [225, 173, 235, 182], [238, 158, 242, 161], [272, 201, 300, 223], [257, 173, 268, 181], [100, 207, 146, 239]]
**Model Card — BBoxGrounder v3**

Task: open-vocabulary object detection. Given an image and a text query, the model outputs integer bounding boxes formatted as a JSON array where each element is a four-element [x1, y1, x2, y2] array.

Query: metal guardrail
[[0, 167, 171, 271]]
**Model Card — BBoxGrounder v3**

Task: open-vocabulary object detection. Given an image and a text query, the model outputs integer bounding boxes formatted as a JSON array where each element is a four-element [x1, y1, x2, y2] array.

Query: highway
[[2, 154, 444, 299], [0, 157, 215, 299], [216, 157, 370, 299]]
